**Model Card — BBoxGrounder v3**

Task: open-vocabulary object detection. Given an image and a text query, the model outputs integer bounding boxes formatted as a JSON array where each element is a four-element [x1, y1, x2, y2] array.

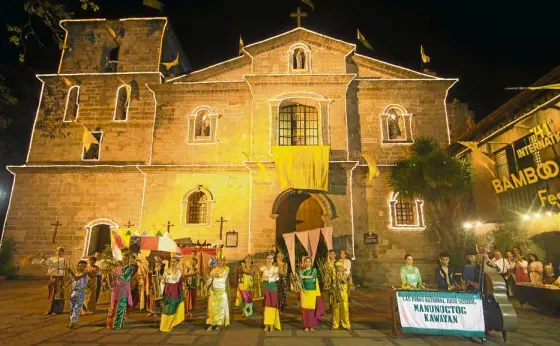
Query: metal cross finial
[[165, 221, 175, 235], [216, 217, 228, 240], [290, 6, 308, 28], [51, 221, 62, 244], [125, 221, 134, 228]]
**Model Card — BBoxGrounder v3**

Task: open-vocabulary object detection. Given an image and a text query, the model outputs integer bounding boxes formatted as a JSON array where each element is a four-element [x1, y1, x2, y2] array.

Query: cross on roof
[[290, 7, 308, 28]]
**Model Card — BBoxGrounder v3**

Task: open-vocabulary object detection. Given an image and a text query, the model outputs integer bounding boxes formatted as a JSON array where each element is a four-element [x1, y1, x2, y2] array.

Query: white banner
[[396, 291, 485, 338]]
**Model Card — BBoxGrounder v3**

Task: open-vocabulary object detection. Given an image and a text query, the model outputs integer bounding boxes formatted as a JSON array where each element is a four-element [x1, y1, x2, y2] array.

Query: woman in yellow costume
[[236, 254, 255, 317], [159, 255, 185, 332], [206, 249, 230, 331], [300, 256, 325, 332], [331, 260, 351, 330], [260, 253, 281, 332]]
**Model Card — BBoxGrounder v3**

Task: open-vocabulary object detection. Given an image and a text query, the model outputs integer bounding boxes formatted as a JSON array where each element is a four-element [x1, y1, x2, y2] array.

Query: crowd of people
[[400, 248, 560, 294], [38, 247, 355, 333]]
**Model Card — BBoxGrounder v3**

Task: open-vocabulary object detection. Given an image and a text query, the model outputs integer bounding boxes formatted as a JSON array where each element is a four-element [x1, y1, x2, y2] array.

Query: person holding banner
[[260, 253, 282, 332], [400, 254, 425, 290], [41, 247, 68, 315], [331, 260, 351, 330], [107, 252, 135, 330], [160, 255, 185, 332], [236, 254, 255, 317], [206, 250, 230, 331], [299, 256, 325, 332]]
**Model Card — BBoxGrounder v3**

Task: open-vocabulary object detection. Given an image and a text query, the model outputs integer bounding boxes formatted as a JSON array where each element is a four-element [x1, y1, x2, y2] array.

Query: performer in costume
[[434, 252, 458, 291], [236, 254, 255, 317], [68, 260, 89, 328], [41, 247, 67, 315], [400, 254, 425, 289], [260, 253, 281, 332], [276, 252, 289, 311], [299, 256, 325, 332], [206, 250, 230, 331], [331, 261, 351, 330], [135, 254, 149, 311], [147, 256, 164, 316], [184, 255, 199, 318], [160, 255, 185, 332], [83, 256, 99, 314], [107, 252, 134, 330]]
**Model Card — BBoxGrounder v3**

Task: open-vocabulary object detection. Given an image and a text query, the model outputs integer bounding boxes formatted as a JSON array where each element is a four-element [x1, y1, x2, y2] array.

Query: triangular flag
[[320, 226, 334, 250], [62, 77, 73, 87], [357, 29, 373, 51], [361, 152, 380, 182], [80, 123, 99, 152], [161, 53, 179, 70], [295, 231, 311, 256], [458, 141, 496, 178], [421, 45, 431, 64], [256, 161, 268, 182], [301, 0, 315, 11], [110, 230, 124, 260], [143, 0, 164, 11], [528, 84, 560, 90], [308, 228, 321, 265], [282, 233, 297, 273], [239, 35, 244, 56]]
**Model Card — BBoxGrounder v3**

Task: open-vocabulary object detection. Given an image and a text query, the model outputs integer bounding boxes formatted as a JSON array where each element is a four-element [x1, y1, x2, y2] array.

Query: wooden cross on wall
[[51, 221, 62, 244], [165, 221, 174, 235], [290, 7, 308, 28], [216, 217, 228, 240]]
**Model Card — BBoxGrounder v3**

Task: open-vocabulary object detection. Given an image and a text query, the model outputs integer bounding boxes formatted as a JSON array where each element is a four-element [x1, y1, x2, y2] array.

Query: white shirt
[[260, 265, 279, 283], [42, 257, 67, 276], [492, 258, 510, 274], [163, 268, 182, 284]]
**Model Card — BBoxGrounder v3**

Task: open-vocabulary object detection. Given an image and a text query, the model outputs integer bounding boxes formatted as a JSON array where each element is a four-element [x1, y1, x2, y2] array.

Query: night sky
[[0, 0, 559, 222]]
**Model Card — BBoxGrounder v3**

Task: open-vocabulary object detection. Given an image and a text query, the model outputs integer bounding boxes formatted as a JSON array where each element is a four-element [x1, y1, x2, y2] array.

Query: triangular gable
[[167, 55, 251, 83], [352, 54, 439, 80]]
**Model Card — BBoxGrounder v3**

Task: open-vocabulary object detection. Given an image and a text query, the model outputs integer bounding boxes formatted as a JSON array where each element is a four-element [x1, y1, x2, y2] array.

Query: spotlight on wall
[[523, 215, 530, 220]]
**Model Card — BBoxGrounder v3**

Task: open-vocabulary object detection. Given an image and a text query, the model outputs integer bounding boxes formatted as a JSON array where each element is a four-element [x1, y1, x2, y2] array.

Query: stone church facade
[[2, 17, 457, 285]]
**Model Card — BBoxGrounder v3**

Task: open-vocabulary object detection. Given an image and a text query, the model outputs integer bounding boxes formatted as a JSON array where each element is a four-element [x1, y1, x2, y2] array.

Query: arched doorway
[[84, 219, 119, 257]]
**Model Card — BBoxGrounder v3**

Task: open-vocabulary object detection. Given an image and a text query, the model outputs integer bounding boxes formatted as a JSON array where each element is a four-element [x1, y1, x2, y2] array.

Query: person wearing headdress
[[147, 256, 164, 316], [41, 247, 68, 315], [331, 260, 351, 330], [299, 256, 325, 332], [260, 253, 282, 332], [160, 255, 185, 332], [236, 254, 255, 317], [184, 252, 199, 319], [276, 252, 289, 311], [68, 260, 89, 328], [206, 248, 230, 331], [107, 251, 135, 330]]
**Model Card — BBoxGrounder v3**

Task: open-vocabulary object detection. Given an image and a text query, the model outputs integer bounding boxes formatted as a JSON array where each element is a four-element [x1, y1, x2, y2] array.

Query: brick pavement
[[0, 279, 558, 346]]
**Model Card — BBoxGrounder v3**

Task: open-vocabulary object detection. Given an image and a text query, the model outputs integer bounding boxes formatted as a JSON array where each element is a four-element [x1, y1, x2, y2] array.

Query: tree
[[389, 137, 474, 264], [0, 0, 99, 129]]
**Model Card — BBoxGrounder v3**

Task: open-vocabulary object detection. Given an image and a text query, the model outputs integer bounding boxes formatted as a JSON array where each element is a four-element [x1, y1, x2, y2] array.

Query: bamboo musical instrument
[[290, 272, 304, 292], [317, 259, 332, 290]]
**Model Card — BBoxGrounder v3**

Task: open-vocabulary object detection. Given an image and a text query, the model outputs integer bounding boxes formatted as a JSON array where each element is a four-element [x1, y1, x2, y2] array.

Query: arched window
[[288, 44, 311, 73], [113, 85, 131, 121], [380, 105, 413, 144], [63, 86, 80, 122], [183, 188, 213, 225], [186, 106, 219, 144], [194, 110, 211, 138], [388, 192, 425, 229], [278, 103, 318, 146]]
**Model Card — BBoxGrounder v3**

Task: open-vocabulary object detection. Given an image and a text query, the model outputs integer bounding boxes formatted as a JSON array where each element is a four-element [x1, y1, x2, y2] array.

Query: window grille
[[187, 191, 208, 224], [278, 104, 318, 146]]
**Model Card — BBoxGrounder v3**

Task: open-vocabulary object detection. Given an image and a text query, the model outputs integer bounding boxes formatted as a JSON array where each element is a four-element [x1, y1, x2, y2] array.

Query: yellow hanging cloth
[[272, 146, 330, 191]]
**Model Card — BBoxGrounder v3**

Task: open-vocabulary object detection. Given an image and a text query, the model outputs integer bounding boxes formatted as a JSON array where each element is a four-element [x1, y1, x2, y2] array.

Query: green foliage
[[0, 238, 19, 277], [389, 136, 473, 259]]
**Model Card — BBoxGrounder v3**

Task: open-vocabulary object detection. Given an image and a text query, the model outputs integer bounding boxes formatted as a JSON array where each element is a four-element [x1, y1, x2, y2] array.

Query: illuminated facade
[[2, 17, 456, 284]]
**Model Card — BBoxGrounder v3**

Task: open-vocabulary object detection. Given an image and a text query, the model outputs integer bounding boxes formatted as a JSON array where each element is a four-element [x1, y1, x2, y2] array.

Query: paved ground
[[0, 279, 557, 346]]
